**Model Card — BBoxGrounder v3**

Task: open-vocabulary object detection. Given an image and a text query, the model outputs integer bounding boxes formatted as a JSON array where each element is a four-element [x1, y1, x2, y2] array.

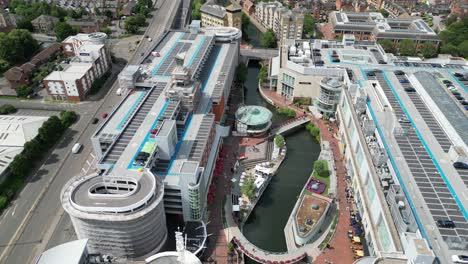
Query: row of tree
[[439, 16, 468, 58], [378, 39, 438, 58], [0, 111, 78, 211]]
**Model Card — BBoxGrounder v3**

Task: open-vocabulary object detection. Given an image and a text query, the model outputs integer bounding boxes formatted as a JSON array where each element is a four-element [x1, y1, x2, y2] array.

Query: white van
[[116, 88, 122, 96], [72, 143, 82, 154]]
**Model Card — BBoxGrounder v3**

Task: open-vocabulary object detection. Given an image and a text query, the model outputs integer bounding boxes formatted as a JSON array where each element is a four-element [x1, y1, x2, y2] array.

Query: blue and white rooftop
[[276, 38, 468, 262]]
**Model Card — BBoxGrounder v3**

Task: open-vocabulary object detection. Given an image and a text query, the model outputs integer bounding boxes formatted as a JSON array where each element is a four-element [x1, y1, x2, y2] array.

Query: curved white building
[[61, 171, 167, 258]]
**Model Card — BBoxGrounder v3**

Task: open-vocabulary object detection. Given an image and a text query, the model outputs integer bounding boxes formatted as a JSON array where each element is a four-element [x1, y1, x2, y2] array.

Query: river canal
[[241, 62, 321, 263]]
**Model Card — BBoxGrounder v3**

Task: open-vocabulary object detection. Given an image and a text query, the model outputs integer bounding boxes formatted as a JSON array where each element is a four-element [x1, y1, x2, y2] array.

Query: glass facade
[[189, 186, 201, 220], [281, 73, 295, 99]]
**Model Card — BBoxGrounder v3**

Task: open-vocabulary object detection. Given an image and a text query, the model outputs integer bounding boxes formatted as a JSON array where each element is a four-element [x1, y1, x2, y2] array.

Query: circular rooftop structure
[[236, 105, 272, 126], [235, 106, 273, 136], [146, 251, 202, 264]]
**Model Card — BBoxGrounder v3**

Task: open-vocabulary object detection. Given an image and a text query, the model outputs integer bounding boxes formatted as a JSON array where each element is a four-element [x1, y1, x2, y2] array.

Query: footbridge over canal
[[240, 48, 278, 63], [224, 198, 314, 264], [271, 115, 310, 135]]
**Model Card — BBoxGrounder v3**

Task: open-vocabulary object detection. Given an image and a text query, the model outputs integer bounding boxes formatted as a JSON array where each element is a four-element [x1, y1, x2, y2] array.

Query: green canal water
[[242, 61, 321, 262]]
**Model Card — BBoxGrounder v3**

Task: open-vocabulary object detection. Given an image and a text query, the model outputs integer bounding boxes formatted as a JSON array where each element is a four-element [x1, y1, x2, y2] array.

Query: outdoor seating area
[[305, 178, 327, 194], [348, 211, 366, 260]]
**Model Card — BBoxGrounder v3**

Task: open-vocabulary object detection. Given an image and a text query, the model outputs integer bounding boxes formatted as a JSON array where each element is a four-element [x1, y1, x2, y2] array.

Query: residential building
[[255, 1, 304, 42], [61, 27, 240, 259], [44, 33, 111, 101], [0, 115, 48, 183], [242, 0, 255, 16], [278, 9, 304, 42], [67, 16, 108, 34], [329, 12, 440, 51], [336, 0, 354, 11], [31, 15, 59, 33], [4, 43, 61, 90], [0, 10, 21, 32], [451, 0, 468, 17], [269, 36, 468, 262], [200, 1, 241, 30]]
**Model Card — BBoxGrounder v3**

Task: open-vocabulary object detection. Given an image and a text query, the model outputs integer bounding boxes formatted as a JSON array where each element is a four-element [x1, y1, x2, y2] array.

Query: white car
[[72, 143, 82, 154], [452, 255, 468, 263]]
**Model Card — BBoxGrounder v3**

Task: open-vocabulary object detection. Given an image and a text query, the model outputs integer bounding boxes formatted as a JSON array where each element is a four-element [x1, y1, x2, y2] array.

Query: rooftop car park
[[365, 70, 468, 252]]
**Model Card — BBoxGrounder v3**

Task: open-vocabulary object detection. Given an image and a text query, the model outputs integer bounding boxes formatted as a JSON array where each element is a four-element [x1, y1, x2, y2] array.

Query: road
[[0, 0, 181, 262]]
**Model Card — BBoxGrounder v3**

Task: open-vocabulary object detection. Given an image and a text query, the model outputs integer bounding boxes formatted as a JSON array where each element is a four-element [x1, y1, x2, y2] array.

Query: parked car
[[398, 117, 410, 123], [452, 255, 468, 264], [378, 60, 387, 64], [399, 79, 409, 83], [442, 80, 452, 85], [92, 118, 99, 124], [404, 87, 416, 92], [133, 160, 146, 166], [453, 161, 468, 169], [436, 219, 455, 228], [394, 70, 404, 75], [101, 113, 108, 119], [332, 58, 340, 63], [366, 72, 375, 77], [454, 72, 463, 77]]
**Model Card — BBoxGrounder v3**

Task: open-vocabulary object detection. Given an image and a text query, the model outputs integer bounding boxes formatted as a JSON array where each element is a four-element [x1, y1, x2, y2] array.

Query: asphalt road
[[0, 0, 181, 262]]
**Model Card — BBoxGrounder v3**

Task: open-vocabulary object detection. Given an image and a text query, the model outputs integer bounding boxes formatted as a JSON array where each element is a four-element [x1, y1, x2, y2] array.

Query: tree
[[125, 16, 142, 33], [191, 0, 204, 20], [38, 116, 64, 146], [420, 42, 437, 58], [274, 135, 285, 148], [378, 39, 394, 53], [23, 138, 44, 160], [0, 29, 39, 64], [399, 39, 416, 56], [54, 22, 77, 41], [378, 9, 389, 18], [303, 13, 316, 37], [9, 154, 31, 178], [16, 19, 33, 31], [60, 110, 78, 127], [313, 160, 329, 178], [457, 40, 468, 58], [258, 62, 268, 83], [16, 85, 33, 98], [440, 43, 459, 56], [261, 29, 276, 48], [0, 104, 17, 114], [241, 12, 250, 42], [241, 175, 257, 200], [100, 27, 112, 36], [0, 59, 10, 73], [235, 63, 248, 83], [445, 15, 458, 26]]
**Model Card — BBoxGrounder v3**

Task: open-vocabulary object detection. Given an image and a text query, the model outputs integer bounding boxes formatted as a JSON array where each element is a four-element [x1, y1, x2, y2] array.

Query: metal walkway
[[272, 116, 310, 135]]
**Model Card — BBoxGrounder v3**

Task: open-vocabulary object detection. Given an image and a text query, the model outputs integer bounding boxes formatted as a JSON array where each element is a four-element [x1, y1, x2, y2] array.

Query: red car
[[101, 113, 108, 119]]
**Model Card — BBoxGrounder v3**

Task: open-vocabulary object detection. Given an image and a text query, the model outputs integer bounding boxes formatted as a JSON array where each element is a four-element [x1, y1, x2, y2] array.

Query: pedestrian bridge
[[272, 115, 310, 135], [240, 48, 278, 60]]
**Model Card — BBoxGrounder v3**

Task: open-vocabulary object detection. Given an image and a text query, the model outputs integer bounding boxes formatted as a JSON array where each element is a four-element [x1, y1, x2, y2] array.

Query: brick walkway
[[204, 137, 240, 264], [261, 88, 356, 264]]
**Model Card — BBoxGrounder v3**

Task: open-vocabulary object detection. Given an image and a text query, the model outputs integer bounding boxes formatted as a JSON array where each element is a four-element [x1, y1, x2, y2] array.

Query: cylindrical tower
[[61, 172, 167, 259]]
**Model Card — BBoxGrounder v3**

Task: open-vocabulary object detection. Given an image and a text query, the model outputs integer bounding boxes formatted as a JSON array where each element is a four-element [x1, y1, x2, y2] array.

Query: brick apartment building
[[43, 33, 111, 101]]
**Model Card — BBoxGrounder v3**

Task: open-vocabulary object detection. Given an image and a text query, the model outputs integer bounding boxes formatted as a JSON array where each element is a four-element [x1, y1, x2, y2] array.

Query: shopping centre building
[[61, 25, 240, 258], [267, 36, 468, 263]]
